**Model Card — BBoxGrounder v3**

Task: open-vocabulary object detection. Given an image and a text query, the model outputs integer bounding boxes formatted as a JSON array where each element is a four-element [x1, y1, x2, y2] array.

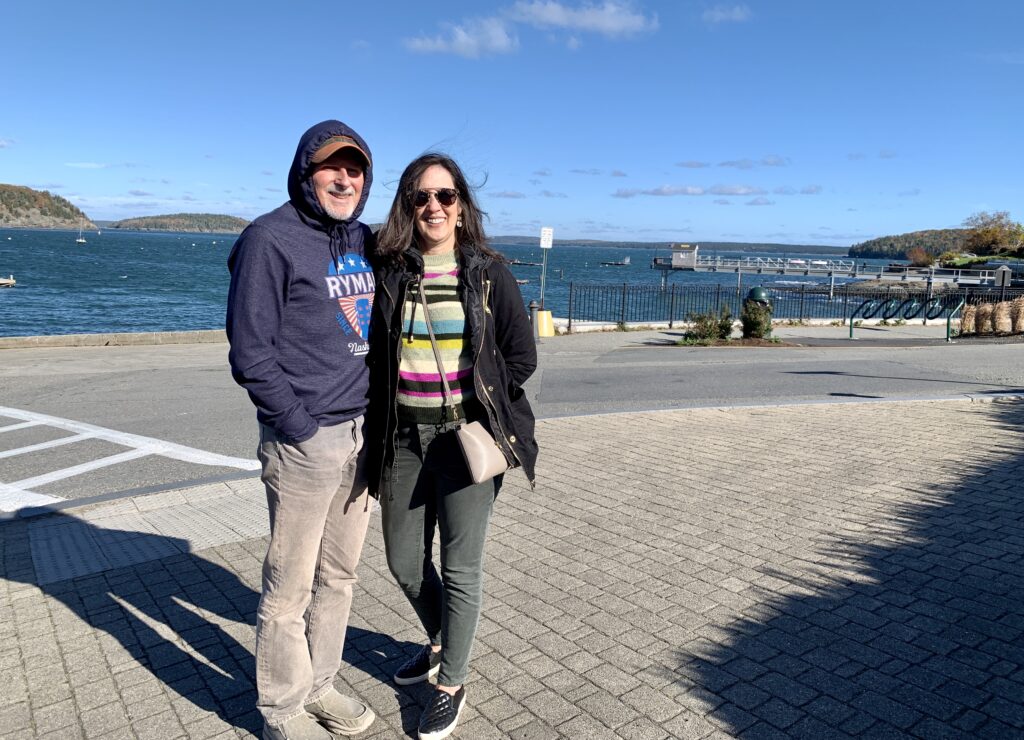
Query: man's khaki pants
[[254, 417, 372, 727]]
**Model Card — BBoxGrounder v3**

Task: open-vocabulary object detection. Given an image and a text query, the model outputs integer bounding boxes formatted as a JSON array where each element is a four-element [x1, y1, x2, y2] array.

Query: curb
[[0, 329, 227, 349]]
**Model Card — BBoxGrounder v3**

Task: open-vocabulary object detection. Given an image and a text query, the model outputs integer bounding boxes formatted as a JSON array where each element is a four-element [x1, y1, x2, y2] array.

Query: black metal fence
[[565, 283, 1024, 331]]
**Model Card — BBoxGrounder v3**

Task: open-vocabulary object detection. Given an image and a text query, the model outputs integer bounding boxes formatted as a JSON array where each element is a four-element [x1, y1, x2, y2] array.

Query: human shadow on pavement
[[343, 626, 439, 738], [3, 514, 264, 733], [681, 401, 1024, 737]]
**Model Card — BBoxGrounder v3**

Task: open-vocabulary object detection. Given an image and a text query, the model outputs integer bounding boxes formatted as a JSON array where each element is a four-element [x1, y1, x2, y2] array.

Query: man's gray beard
[[322, 199, 356, 221]]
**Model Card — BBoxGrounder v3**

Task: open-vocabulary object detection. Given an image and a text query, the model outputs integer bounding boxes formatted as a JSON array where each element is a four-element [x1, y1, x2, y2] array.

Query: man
[[226, 120, 377, 740]]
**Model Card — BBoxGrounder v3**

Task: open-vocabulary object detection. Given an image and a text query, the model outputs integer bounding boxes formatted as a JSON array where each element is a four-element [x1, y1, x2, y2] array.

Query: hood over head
[[287, 120, 373, 226]]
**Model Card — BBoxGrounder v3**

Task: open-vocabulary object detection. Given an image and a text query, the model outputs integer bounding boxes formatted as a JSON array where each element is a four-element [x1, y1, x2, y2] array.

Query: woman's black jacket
[[365, 244, 538, 494]]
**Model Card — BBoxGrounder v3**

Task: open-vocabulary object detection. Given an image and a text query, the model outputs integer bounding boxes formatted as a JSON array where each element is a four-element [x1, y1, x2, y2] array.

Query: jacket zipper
[[382, 280, 405, 474], [475, 275, 524, 470]]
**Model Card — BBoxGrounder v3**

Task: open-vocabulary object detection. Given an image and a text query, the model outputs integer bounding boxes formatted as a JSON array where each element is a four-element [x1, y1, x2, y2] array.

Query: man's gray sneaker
[[263, 713, 333, 740], [394, 645, 442, 685], [305, 687, 376, 736]]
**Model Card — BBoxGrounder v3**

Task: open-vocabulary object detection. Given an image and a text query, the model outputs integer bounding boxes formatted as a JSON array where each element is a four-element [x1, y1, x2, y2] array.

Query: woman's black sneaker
[[394, 645, 442, 686], [418, 687, 466, 740]]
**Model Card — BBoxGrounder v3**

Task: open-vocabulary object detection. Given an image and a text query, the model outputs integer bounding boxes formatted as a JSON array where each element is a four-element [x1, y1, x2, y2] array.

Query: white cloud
[[898, 188, 921, 197], [492, 190, 527, 198], [713, 199, 732, 205], [128, 190, 152, 197], [509, 1, 658, 36], [718, 158, 756, 169], [710, 185, 765, 195], [540, 190, 568, 198], [774, 186, 796, 195], [567, 36, 582, 50], [746, 197, 774, 205], [612, 185, 704, 198], [801, 185, 823, 194], [611, 169, 627, 177], [405, 17, 519, 58], [879, 149, 898, 159], [533, 168, 552, 176], [676, 160, 709, 168], [703, 4, 752, 24], [65, 162, 108, 169], [570, 168, 603, 175], [761, 155, 789, 167], [0, 138, 13, 149]]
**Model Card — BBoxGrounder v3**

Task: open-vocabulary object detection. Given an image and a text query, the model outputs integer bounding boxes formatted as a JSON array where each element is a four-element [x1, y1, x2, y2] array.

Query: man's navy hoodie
[[226, 120, 375, 443]]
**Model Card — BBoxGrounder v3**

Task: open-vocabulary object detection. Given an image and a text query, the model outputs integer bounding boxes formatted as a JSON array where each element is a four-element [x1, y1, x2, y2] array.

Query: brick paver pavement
[[2, 398, 1023, 738]]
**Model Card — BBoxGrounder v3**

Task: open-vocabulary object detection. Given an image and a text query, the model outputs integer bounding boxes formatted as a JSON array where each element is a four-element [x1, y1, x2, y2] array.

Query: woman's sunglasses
[[413, 188, 459, 208]]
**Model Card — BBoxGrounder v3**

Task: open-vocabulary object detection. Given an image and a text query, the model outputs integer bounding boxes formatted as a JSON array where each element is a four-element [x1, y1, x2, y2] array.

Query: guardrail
[[565, 282, 1024, 332]]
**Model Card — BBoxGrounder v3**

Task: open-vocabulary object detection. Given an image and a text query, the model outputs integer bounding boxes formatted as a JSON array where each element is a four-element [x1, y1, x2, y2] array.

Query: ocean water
[[0, 228, 863, 337]]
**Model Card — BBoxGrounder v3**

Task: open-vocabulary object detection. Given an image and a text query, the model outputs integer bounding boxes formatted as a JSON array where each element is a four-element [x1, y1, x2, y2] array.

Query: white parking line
[[10, 449, 152, 489], [0, 405, 260, 512], [0, 421, 42, 433], [0, 406, 260, 469], [0, 433, 97, 459]]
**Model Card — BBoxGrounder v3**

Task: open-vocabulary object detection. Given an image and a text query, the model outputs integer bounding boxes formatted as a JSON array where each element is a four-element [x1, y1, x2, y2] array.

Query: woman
[[367, 153, 537, 739]]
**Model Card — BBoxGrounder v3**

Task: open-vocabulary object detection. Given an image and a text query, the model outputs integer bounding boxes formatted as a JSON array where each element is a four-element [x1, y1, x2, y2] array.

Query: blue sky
[[3, 1, 1022, 246]]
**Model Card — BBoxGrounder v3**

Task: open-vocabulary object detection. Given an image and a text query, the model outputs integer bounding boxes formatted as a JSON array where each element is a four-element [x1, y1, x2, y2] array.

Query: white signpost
[[539, 227, 553, 308]]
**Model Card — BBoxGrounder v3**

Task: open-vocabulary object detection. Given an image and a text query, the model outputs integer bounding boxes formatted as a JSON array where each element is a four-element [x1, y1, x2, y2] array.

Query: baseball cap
[[310, 135, 371, 168]]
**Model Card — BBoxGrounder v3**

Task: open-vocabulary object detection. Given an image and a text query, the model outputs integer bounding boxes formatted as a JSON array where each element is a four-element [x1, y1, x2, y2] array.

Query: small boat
[[509, 258, 542, 266], [515, 279, 529, 285], [0, 274, 15, 288], [600, 256, 631, 267], [75, 220, 87, 244]]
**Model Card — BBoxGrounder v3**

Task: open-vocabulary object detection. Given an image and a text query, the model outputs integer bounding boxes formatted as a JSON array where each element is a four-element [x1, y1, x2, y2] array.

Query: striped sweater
[[396, 251, 476, 424]]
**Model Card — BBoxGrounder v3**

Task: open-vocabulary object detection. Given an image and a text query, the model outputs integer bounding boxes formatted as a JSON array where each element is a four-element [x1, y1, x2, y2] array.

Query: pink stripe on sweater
[[399, 389, 464, 398], [399, 367, 473, 382], [422, 269, 459, 279]]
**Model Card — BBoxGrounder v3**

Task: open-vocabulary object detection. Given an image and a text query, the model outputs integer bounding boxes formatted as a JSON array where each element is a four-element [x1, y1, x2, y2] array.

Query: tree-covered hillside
[[0, 184, 96, 229], [109, 213, 250, 233], [848, 229, 969, 259]]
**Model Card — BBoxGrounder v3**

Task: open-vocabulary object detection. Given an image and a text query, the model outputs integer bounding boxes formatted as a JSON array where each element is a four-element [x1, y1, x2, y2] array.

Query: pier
[[651, 243, 1005, 289]]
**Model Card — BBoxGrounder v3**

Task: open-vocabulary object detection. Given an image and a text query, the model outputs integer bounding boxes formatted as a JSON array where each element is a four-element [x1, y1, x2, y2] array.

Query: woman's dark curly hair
[[376, 152, 504, 264]]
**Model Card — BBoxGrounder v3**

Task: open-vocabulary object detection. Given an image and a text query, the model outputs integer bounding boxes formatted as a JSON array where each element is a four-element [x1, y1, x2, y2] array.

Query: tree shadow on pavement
[[680, 401, 1024, 738]]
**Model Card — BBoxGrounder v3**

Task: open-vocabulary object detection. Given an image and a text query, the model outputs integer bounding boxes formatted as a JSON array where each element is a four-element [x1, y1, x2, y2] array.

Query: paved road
[[1, 327, 1023, 509]]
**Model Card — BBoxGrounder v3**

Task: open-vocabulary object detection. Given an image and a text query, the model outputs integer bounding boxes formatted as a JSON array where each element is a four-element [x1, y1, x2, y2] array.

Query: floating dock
[[0, 275, 15, 288], [651, 244, 1006, 288]]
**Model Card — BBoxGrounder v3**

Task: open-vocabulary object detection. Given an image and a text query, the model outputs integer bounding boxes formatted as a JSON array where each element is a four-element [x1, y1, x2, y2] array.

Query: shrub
[[686, 306, 733, 342], [975, 303, 993, 334], [906, 246, 935, 266], [960, 304, 976, 334], [1011, 297, 1024, 333], [995, 302, 1012, 333], [741, 301, 773, 338]]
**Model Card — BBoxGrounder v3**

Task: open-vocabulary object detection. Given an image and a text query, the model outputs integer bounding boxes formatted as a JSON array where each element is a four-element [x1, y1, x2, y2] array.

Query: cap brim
[[310, 138, 370, 168]]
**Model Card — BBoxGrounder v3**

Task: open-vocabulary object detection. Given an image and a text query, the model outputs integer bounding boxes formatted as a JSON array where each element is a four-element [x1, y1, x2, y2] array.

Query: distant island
[[489, 236, 848, 255], [108, 213, 250, 234], [849, 229, 969, 259], [0, 184, 97, 230]]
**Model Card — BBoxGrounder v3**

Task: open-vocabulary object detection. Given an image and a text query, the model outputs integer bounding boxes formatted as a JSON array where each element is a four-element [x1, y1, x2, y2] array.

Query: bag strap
[[417, 281, 459, 423]]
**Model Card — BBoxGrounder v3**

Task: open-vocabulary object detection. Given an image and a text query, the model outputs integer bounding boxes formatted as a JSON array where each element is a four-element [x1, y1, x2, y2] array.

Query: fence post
[[620, 283, 627, 326], [799, 284, 806, 322], [567, 282, 575, 333], [715, 284, 722, 313], [668, 284, 677, 328], [843, 286, 849, 321]]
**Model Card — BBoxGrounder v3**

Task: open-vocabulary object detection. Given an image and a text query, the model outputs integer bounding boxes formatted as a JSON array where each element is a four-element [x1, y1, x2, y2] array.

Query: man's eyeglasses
[[413, 188, 459, 208]]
